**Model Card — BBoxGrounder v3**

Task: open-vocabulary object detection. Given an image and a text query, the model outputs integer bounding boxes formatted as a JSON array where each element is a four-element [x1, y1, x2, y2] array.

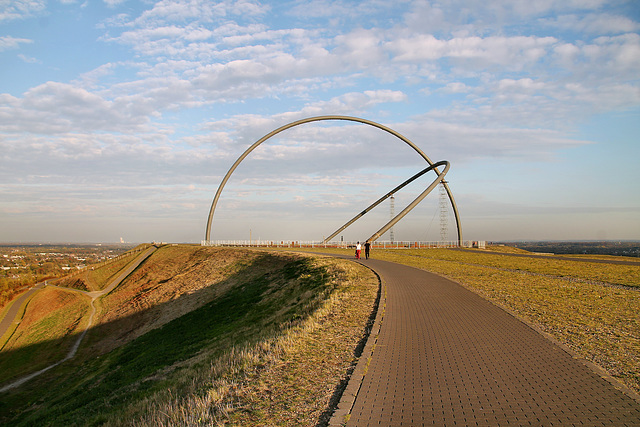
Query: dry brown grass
[[483, 245, 533, 254], [1, 247, 378, 426], [55, 250, 143, 292], [110, 255, 378, 427], [0, 287, 90, 382], [86, 245, 262, 357]]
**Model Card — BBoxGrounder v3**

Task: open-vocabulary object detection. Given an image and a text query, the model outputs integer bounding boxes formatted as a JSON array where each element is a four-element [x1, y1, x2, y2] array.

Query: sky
[[1, 0, 639, 244]]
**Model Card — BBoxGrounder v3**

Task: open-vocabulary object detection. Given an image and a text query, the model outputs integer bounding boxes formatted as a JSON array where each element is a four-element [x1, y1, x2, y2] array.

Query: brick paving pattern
[[345, 258, 640, 426]]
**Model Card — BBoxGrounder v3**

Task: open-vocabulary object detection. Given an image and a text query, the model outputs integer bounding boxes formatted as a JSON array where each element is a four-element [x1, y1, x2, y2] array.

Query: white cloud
[[288, 0, 405, 21], [439, 82, 471, 93], [0, 82, 150, 134], [2, 0, 639, 242], [0, 35, 33, 51], [561, 82, 640, 111], [398, 118, 591, 163], [419, 75, 640, 132], [334, 28, 386, 68], [103, 0, 127, 7], [552, 33, 640, 82], [0, 0, 45, 22], [387, 34, 557, 71], [496, 78, 545, 92], [18, 53, 39, 63], [126, 0, 267, 27], [542, 13, 640, 34], [404, 1, 449, 33], [403, 0, 612, 35], [202, 90, 408, 135], [74, 63, 120, 89], [196, 90, 588, 179]]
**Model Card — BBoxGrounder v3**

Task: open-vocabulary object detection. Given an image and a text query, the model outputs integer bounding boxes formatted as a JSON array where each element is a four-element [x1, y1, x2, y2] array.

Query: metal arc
[[205, 115, 462, 244], [323, 160, 449, 243]]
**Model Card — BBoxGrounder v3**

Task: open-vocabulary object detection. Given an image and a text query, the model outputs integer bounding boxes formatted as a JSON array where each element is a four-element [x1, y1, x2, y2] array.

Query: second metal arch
[[324, 160, 449, 243]]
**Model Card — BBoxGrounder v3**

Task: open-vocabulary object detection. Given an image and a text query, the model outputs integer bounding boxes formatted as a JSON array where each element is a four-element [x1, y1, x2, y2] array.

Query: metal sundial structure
[[205, 115, 462, 245]]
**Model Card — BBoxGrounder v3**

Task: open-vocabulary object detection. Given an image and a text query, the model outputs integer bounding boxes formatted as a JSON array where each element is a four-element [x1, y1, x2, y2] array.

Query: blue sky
[[1, 0, 639, 244]]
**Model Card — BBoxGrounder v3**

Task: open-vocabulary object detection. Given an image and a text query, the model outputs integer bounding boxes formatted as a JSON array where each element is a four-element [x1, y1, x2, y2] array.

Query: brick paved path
[[340, 258, 640, 426]]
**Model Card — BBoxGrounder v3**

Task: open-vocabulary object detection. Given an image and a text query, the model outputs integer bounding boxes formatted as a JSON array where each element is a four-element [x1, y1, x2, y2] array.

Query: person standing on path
[[364, 241, 371, 259], [355, 242, 361, 259]]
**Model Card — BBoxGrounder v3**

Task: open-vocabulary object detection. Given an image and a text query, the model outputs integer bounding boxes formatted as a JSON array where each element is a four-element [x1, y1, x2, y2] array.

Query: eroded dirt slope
[[85, 245, 265, 356]]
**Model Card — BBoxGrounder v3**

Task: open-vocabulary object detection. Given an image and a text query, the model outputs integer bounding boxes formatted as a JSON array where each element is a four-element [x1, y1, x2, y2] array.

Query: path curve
[[0, 282, 46, 347], [328, 256, 640, 426], [0, 245, 157, 392]]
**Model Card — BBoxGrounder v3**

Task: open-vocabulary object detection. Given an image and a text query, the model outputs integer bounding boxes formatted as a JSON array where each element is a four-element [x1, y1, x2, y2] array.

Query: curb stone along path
[[332, 257, 640, 426]]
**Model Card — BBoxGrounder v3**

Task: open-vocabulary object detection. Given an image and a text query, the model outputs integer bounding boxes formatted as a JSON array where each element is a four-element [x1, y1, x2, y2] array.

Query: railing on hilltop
[[202, 240, 486, 249]]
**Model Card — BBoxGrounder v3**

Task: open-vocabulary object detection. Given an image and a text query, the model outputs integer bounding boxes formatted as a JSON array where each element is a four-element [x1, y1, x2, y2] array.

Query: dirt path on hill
[[0, 282, 46, 346], [0, 245, 157, 392]]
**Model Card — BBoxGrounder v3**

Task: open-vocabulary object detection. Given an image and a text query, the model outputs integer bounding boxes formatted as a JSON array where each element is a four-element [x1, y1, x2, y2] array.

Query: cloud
[[0, 0, 45, 22], [74, 63, 120, 89], [122, 0, 268, 27], [419, 78, 640, 132], [0, 129, 226, 189], [0, 36, 33, 51], [402, 0, 612, 35], [18, 53, 40, 63], [92, 1, 637, 118], [201, 89, 408, 137], [334, 28, 386, 69], [439, 82, 471, 93], [194, 90, 590, 185], [552, 33, 640, 82], [1, 0, 639, 243], [387, 34, 557, 71], [0, 82, 152, 134], [103, 0, 127, 7], [397, 119, 591, 163], [287, 0, 405, 22], [542, 13, 640, 34]]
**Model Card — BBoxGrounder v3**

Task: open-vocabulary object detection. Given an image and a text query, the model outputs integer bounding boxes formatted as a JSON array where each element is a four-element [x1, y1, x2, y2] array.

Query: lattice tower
[[440, 182, 448, 242], [389, 193, 395, 243]]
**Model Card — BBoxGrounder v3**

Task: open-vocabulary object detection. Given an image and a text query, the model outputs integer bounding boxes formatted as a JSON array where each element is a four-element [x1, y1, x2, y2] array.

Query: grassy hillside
[[54, 244, 153, 292], [0, 287, 90, 380], [4, 243, 635, 425], [0, 246, 378, 426]]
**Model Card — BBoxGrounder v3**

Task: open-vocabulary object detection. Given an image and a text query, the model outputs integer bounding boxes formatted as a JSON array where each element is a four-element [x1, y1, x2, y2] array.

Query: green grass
[[5, 245, 634, 425], [0, 251, 372, 426], [0, 288, 89, 383], [56, 245, 151, 292], [125, 256, 377, 426]]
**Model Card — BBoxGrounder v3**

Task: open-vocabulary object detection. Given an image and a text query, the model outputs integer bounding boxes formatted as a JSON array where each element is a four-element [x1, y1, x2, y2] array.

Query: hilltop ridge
[[0, 245, 378, 426]]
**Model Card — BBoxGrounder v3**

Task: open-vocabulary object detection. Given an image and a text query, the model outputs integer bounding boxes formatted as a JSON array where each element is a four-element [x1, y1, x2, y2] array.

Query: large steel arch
[[205, 115, 462, 244]]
